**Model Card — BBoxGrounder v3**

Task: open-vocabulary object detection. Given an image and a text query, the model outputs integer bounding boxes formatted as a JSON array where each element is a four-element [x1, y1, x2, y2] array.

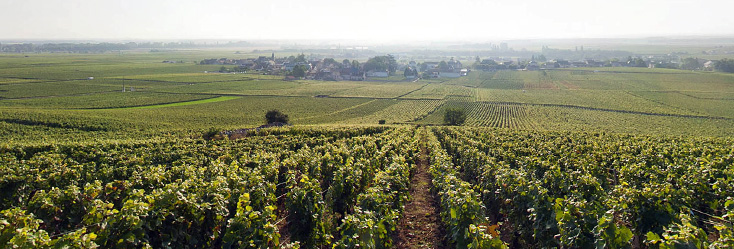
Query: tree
[[292, 65, 307, 78], [404, 67, 415, 77], [444, 108, 466, 126], [626, 57, 647, 67], [295, 53, 306, 63], [438, 61, 449, 70], [714, 58, 734, 73], [265, 110, 289, 124], [363, 55, 398, 74], [631, 58, 647, 67], [420, 63, 428, 72], [473, 57, 481, 70], [680, 58, 701, 70], [351, 60, 360, 69], [323, 58, 338, 67], [387, 54, 397, 73]]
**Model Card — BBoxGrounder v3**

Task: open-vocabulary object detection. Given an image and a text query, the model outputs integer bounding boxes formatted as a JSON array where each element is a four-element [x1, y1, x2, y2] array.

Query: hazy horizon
[[2, 0, 734, 42]]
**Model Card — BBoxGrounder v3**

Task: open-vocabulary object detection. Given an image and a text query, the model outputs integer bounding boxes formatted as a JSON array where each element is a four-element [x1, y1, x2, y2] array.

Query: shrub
[[265, 110, 289, 124], [378, 120, 386, 125], [202, 127, 221, 140], [444, 108, 466, 126]]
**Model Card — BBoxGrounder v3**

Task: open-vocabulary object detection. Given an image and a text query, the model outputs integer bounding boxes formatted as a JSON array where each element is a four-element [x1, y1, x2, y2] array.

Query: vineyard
[[464, 103, 534, 129], [0, 127, 422, 248], [2, 52, 734, 139], [431, 127, 734, 248], [2, 125, 732, 248], [1, 51, 734, 248], [344, 99, 444, 124]]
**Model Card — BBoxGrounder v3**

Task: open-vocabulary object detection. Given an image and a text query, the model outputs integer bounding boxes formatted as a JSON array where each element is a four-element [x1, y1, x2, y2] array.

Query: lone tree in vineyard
[[444, 108, 466, 126], [265, 110, 289, 124]]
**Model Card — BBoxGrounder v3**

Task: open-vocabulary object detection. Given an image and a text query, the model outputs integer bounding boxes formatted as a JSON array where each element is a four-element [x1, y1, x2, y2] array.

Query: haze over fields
[[2, 0, 734, 41], [4, 0, 734, 248]]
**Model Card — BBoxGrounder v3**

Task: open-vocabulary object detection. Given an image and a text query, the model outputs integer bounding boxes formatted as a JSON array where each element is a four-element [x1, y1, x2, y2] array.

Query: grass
[[1, 92, 213, 109], [121, 96, 240, 109]]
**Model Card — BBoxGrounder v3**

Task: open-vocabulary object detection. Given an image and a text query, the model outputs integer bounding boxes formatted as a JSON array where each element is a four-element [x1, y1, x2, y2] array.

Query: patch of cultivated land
[[395, 134, 447, 249], [1, 51, 734, 141]]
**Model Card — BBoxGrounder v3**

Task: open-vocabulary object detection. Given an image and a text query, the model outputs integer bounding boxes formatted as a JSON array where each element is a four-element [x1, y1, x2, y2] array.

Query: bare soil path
[[394, 131, 447, 249]]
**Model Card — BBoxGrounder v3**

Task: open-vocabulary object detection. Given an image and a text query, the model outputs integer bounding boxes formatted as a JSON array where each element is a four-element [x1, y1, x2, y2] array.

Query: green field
[[1, 51, 733, 143], [1, 51, 734, 248]]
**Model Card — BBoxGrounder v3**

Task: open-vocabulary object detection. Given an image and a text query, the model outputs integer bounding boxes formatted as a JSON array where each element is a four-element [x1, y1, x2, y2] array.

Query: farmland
[[2, 52, 733, 141], [1, 51, 734, 248]]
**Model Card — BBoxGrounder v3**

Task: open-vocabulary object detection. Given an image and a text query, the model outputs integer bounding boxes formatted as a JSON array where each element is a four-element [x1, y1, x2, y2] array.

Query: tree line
[[0, 41, 255, 53]]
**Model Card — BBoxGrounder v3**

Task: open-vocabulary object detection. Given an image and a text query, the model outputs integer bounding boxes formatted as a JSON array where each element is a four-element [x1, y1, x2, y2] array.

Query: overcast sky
[[2, 0, 733, 42]]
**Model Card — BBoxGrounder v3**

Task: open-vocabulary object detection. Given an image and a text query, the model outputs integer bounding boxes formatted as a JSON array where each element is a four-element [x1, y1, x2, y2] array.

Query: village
[[195, 50, 725, 81], [198, 54, 465, 81]]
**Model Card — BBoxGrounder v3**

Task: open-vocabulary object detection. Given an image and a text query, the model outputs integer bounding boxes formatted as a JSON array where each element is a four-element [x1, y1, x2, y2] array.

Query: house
[[586, 60, 604, 67], [447, 59, 462, 70], [556, 60, 571, 68], [481, 59, 496, 65], [525, 61, 539, 71], [284, 62, 311, 71], [340, 68, 365, 81], [571, 61, 587, 68], [366, 70, 389, 77], [350, 73, 365, 81], [255, 56, 270, 63], [283, 62, 296, 71], [315, 69, 340, 81], [238, 60, 256, 68], [423, 62, 439, 71], [704, 61, 715, 70], [543, 61, 559, 69], [460, 69, 469, 76], [439, 69, 461, 78]]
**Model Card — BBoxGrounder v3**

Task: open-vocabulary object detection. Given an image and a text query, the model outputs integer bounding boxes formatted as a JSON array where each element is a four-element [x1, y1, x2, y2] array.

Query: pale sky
[[2, 0, 733, 42]]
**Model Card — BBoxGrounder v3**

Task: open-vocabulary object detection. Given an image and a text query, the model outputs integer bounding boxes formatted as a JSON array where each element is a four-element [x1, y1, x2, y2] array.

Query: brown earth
[[394, 136, 448, 249]]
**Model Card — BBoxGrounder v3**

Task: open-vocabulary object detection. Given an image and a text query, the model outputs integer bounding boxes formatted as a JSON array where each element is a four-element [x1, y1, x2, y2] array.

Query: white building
[[439, 71, 461, 78], [367, 71, 389, 77]]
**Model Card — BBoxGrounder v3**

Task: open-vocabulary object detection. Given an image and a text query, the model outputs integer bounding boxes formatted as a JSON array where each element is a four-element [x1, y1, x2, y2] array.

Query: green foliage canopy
[[680, 57, 701, 70], [714, 58, 734, 73], [444, 108, 466, 126], [363, 55, 397, 74], [265, 110, 289, 124]]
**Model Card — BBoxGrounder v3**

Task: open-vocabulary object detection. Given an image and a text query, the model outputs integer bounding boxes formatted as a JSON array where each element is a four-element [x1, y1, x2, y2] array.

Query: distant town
[[197, 50, 732, 81], [2, 39, 732, 79]]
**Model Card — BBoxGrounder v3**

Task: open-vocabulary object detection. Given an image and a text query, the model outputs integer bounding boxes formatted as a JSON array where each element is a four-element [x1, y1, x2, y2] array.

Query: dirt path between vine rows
[[394, 134, 447, 249]]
